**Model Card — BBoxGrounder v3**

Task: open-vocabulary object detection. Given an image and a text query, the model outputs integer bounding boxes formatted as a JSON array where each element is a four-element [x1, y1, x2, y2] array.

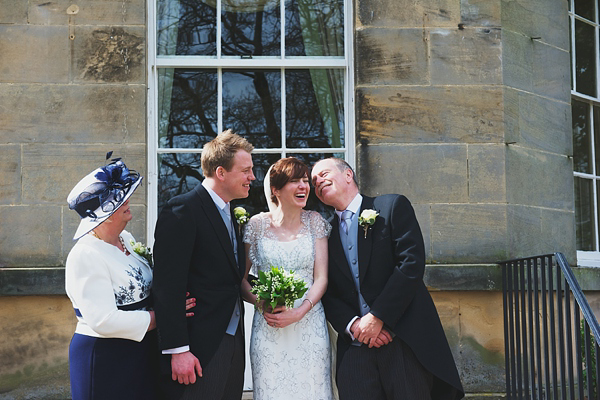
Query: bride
[[241, 157, 334, 400]]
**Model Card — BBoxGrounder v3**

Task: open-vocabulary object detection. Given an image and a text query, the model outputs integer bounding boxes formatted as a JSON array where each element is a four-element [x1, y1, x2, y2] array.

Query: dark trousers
[[336, 338, 433, 400], [166, 328, 245, 400]]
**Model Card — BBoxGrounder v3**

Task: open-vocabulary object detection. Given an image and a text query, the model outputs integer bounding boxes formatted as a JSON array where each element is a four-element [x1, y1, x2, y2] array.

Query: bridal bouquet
[[251, 266, 308, 312]]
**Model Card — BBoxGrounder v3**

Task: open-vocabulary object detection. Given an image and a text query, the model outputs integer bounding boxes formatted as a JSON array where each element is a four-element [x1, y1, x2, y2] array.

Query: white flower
[[233, 206, 250, 225], [130, 239, 153, 266], [358, 209, 379, 238], [359, 209, 378, 224]]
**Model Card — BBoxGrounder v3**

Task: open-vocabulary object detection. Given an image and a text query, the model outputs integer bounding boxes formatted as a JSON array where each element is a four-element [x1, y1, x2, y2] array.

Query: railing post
[[533, 257, 544, 399], [564, 276, 575, 400], [519, 259, 530, 399], [503, 262, 512, 398]]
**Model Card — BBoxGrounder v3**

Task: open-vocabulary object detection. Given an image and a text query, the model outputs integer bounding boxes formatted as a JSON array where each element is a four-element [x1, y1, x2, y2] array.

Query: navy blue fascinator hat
[[67, 154, 142, 240]]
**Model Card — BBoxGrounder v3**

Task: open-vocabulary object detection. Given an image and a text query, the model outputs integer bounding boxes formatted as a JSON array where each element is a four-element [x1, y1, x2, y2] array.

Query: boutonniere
[[130, 240, 153, 267], [358, 209, 379, 238], [233, 206, 250, 234]]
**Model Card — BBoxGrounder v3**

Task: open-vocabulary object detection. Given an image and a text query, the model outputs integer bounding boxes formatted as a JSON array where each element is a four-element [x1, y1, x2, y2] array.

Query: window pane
[[573, 99, 592, 174], [221, 0, 280, 56], [157, 0, 217, 56], [285, 0, 344, 57], [575, 19, 597, 97], [159, 69, 218, 149], [576, 177, 596, 250], [158, 153, 203, 212], [223, 70, 282, 148], [575, 0, 596, 21], [595, 106, 600, 175], [286, 69, 344, 148]]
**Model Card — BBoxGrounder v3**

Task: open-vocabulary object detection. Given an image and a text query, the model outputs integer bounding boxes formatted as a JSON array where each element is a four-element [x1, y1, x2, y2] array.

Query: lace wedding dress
[[244, 210, 334, 400]]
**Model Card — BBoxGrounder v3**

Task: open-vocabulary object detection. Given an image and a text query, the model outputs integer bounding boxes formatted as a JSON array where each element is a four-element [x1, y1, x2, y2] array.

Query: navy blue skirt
[[69, 330, 160, 400]]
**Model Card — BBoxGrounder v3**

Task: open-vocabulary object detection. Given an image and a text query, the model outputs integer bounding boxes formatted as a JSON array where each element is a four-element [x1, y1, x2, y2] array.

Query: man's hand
[[171, 351, 202, 385], [370, 328, 393, 348], [352, 313, 384, 348]]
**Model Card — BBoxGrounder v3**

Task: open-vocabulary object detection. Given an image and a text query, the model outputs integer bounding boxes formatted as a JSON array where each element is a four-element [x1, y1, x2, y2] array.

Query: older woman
[[65, 157, 194, 400]]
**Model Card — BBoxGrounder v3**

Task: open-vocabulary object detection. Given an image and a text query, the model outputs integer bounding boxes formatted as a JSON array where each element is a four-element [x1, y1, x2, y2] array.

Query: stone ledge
[[0, 268, 65, 296], [1, 264, 599, 296], [425, 264, 503, 291]]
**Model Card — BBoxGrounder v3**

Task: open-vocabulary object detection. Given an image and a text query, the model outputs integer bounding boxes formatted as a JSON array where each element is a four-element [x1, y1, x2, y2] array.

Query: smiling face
[[219, 150, 255, 202], [311, 158, 358, 211], [273, 174, 310, 209]]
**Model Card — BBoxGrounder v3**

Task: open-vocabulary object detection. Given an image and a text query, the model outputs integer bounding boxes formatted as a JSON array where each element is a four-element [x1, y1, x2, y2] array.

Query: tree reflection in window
[[223, 70, 281, 147], [222, 0, 280, 56], [155, 0, 347, 216], [159, 69, 218, 149]]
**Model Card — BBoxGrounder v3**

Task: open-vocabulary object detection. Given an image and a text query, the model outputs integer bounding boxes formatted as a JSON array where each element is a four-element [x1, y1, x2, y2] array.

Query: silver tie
[[340, 210, 353, 235]]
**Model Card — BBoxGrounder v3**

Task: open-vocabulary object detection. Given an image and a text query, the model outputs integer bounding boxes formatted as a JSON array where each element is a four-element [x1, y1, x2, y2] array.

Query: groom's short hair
[[201, 130, 254, 177]]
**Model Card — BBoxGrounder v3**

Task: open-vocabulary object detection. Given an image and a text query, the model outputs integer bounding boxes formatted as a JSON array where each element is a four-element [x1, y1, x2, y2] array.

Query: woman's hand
[[149, 292, 195, 332], [147, 310, 156, 331], [263, 305, 303, 329], [185, 292, 196, 317]]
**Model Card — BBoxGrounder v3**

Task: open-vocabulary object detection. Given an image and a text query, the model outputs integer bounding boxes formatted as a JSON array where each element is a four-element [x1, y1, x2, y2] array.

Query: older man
[[311, 157, 464, 400]]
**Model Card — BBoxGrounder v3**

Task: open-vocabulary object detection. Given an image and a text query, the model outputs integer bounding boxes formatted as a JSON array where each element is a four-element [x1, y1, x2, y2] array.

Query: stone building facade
[[1, 0, 597, 398]]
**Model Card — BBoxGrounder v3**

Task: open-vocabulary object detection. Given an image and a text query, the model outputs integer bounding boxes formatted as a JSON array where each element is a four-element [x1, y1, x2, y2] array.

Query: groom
[[311, 158, 464, 400], [153, 130, 255, 399]]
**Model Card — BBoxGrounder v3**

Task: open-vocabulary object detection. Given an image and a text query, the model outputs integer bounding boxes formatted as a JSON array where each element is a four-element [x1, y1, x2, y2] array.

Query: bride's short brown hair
[[269, 157, 309, 205]]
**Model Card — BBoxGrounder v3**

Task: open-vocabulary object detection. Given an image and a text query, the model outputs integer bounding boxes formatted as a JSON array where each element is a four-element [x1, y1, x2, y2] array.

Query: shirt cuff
[[162, 345, 190, 355], [345, 316, 360, 340]]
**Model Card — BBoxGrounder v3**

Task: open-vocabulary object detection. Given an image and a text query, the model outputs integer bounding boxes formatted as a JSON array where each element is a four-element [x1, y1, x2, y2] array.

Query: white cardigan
[[65, 230, 152, 342]]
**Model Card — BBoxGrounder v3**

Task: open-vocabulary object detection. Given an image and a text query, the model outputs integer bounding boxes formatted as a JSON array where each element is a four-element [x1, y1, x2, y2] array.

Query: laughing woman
[[65, 157, 193, 400], [241, 157, 334, 400]]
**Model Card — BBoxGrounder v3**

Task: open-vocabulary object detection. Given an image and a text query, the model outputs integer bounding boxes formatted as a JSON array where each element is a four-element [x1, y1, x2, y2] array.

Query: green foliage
[[250, 266, 308, 311]]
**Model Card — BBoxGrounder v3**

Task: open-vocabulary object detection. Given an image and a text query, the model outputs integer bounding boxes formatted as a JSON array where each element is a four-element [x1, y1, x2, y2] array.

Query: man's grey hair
[[317, 157, 359, 188]]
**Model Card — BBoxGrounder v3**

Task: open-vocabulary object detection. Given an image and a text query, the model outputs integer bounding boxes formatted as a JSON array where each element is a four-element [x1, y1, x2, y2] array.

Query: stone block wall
[[0, 0, 147, 396], [0, 0, 148, 268], [356, 0, 575, 265]]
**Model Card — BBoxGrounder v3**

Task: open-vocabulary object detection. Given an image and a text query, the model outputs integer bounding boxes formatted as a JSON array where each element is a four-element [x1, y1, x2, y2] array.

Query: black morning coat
[[152, 183, 245, 395], [323, 194, 465, 400]]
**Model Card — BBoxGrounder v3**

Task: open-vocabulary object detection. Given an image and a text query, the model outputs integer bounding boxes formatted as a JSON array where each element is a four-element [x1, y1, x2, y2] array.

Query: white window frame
[[146, 0, 355, 244], [570, 0, 600, 265]]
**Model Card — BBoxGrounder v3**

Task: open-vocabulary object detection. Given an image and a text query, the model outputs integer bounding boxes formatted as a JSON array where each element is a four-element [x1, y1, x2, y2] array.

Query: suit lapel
[[329, 214, 354, 283], [195, 185, 241, 278], [358, 196, 375, 283]]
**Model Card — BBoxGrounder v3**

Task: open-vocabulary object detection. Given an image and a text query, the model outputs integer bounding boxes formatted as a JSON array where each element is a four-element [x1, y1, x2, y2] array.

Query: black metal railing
[[501, 253, 600, 399]]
